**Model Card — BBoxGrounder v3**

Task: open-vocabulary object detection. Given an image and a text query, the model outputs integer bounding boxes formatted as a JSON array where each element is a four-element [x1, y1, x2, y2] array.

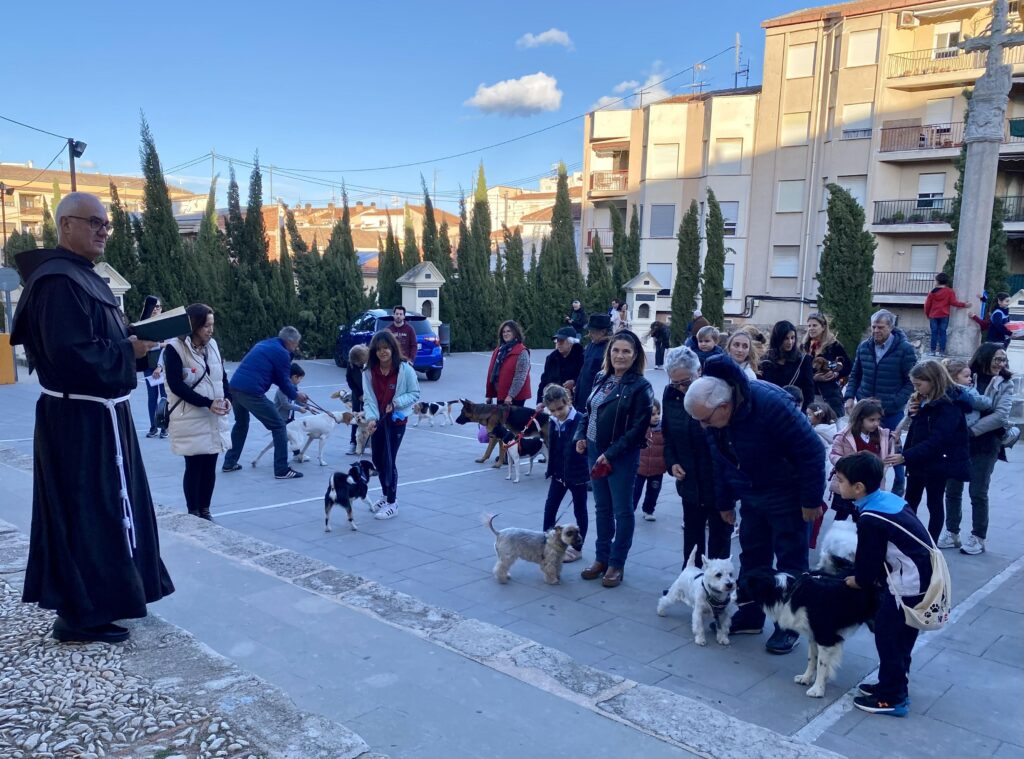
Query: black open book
[[131, 306, 192, 342]]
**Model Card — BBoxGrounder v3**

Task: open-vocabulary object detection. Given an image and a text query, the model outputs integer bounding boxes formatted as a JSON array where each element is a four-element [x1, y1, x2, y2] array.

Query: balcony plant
[[908, 213, 923, 223]]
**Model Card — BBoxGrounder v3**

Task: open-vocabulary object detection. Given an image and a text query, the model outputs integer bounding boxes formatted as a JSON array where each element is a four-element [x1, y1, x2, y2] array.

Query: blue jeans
[[881, 410, 906, 495], [224, 390, 289, 476], [588, 447, 639, 569], [143, 368, 166, 430], [929, 316, 949, 353]]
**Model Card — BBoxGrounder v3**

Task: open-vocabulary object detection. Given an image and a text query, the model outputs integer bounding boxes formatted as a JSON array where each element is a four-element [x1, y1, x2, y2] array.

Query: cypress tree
[[225, 166, 245, 261], [194, 177, 228, 315], [449, 196, 474, 351], [278, 216, 297, 315], [585, 233, 615, 318], [468, 166, 498, 347], [819, 184, 876, 351], [322, 192, 366, 330], [103, 184, 144, 318], [377, 220, 403, 309], [701, 189, 727, 328], [293, 233, 331, 358], [503, 225, 531, 334], [611, 205, 628, 300], [137, 115, 185, 307], [671, 200, 701, 345], [627, 204, 641, 281], [420, 176, 440, 266], [549, 162, 585, 294], [51, 180, 62, 217], [42, 199, 58, 249], [437, 217, 455, 325], [402, 205, 420, 270]]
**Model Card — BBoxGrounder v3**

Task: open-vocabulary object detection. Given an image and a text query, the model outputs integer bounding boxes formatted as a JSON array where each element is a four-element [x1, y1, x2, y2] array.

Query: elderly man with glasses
[[661, 346, 729, 568], [11, 192, 175, 644], [683, 353, 825, 655]]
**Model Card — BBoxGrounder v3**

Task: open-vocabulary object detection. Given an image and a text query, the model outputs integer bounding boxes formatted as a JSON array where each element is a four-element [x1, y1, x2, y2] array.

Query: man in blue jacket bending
[[222, 327, 310, 479], [684, 354, 825, 654]]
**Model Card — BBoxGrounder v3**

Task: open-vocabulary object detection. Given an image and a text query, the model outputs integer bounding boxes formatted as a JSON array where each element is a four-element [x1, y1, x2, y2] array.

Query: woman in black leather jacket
[[574, 330, 654, 587]]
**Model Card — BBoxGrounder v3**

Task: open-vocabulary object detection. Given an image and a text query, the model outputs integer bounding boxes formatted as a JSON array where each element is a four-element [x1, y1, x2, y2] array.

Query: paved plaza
[[1, 350, 1022, 758]]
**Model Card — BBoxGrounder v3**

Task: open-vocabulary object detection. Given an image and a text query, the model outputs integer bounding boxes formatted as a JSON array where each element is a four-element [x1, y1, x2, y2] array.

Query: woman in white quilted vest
[[163, 303, 232, 520]]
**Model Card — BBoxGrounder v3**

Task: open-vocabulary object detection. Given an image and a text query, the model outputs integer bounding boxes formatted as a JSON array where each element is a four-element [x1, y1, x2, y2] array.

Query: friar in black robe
[[11, 192, 173, 642]]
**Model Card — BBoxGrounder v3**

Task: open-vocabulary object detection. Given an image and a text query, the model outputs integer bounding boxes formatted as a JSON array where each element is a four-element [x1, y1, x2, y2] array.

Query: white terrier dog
[[815, 519, 858, 576], [657, 546, 738, 646]]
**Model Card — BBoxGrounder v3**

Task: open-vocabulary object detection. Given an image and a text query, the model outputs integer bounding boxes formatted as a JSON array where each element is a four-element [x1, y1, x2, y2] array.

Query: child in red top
[[829, 399, 897, 521], [923, 272, 968, 355], [633, 399, 665, 521]]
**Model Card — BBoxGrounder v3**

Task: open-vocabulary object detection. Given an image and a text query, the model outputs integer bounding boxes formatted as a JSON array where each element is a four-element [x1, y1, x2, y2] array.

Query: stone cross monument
[[948, 0, 1024, 358]]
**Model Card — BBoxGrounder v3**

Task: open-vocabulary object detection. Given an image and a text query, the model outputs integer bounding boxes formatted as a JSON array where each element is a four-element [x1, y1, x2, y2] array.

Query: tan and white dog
[[251, 409, 354, 469]]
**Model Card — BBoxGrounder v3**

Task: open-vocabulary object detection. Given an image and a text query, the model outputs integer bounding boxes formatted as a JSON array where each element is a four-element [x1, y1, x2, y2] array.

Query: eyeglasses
[[992, 356, 1008, 364], [66, 215, 113, 233], [695, 404, 726, 424], [669, 377, 695, 388]]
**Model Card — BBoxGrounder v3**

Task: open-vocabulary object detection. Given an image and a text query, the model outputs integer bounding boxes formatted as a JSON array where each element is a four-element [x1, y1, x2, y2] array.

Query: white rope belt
[[39, 388, 137, 558]]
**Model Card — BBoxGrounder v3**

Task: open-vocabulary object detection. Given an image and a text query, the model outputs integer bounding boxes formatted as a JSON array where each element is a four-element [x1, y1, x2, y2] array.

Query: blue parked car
[[334, 309, 444, 381]]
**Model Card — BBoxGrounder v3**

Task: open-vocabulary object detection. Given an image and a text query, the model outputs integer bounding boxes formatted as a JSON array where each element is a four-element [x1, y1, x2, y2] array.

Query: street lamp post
[[67, 139, 87, 191], [0, 182, 13, 262]]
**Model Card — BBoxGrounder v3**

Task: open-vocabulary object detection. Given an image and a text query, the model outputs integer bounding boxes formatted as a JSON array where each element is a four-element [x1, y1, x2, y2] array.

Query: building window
[[841, 102, 873, 140], [934, 22, 961, 58], [719, 201, 739, 236], [649, 204, 676, 238], [846, 29, 879, 67], [786, 43, 816, 79], [638, 303, 650, 319], [1011, 0, 1020, 16], [723, 262, 735, 297], [781, 112, 810, 147], [910, 244, 939, 278], [777, 180, 805, 213], [917, 173, 946, 208], [925, 97, 954, 127], [649, 143, 680, 180], [711, 138, 743, 175], [771, 246, 800, 277], [648, 262, 673, 295], [836, 175, 867, 208]]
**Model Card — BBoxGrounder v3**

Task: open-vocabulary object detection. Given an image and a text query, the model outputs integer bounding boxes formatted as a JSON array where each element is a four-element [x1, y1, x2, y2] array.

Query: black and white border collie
[[737, 568, 878, 698], [324, 461, 377, 532]]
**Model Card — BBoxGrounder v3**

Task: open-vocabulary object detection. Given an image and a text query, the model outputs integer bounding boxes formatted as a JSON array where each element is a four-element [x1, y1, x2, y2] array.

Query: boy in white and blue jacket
[[542, 384, 589, 562], [835, 451, 933, 718]]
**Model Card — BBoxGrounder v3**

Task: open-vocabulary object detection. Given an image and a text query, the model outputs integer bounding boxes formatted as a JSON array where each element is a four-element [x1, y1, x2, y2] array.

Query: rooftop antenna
[[734, 33, 751, 88], [689, 62, 709, 94]]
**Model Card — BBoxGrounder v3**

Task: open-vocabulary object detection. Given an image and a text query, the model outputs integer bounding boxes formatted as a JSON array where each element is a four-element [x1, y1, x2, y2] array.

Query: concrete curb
[[157, 507, 845, 759]]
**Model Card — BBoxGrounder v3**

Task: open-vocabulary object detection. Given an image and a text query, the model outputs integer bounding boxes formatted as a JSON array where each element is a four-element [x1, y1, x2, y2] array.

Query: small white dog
[[815, 519, 858, 576], [252, 410, 353, 468], [657, 546, 738, 646], [411, 400, 458, 427]]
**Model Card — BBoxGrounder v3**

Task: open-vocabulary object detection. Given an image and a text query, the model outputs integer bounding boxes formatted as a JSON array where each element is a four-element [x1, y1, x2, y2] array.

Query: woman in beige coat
[[163, 303, 231, 520]]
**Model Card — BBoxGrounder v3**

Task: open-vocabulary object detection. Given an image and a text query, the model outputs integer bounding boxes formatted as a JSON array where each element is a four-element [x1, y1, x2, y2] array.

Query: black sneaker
[[222, 463, 242, 473], [159, 429, 168, 439], [275, 468, 304, 479], [858, 682, 911, 705], [146, 428, 159, 438], [853, 695, 908, 717], [765, 626, 799, 654], [710, 620, 763, 635]]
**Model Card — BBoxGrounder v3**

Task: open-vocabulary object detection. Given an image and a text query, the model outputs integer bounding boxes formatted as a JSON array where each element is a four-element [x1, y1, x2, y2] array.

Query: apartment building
[[579, 88, 760, 320], [749, 0, 1024, 328]]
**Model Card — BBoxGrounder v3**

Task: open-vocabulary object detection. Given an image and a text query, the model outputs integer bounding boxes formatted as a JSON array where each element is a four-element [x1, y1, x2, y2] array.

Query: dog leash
[[502, 408, 544, 451], [40, 388, 137, 558]]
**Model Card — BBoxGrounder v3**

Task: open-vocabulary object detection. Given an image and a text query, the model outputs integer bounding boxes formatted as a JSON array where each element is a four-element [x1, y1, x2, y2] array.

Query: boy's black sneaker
[[222, 463, 242, 473], [710, 620, 763, 635], [857, 683, 911, 705], [853, 695, 908, 717]]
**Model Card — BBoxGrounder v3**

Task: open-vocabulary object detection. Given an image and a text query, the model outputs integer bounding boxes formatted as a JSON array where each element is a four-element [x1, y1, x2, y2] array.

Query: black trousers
[[874, 589, 922, 702], [183, 453, 219, 515], [370, 418, 406, 504], [905, 470, 947, 541], [543, 479, 588, 543], [632, 474, 663, 514], [681, 496, 734, 568]]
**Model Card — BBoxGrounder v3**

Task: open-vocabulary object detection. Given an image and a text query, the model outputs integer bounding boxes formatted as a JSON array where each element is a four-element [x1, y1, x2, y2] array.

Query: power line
[[0, 113, 70, 141], [5, 145, 71, 190]]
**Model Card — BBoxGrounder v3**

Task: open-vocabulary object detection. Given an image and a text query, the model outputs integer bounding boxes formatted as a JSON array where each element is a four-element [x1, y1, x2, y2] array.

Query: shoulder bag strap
[[168, 343, 211, 415], [860, 511, 937, 551], [789, 354, 806, 387]]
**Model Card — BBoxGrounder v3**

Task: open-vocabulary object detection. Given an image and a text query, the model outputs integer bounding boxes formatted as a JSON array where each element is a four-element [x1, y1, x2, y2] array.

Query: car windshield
[[375, 317, 434, 336]]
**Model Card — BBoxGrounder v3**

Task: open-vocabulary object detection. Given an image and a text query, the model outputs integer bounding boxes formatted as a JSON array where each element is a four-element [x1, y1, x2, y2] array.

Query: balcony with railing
[[589, 170, 629, 193], [1001, 195, 1024, 223], [887, 44, 1024, 82], [873, 271, 938, 297], [585, 227, 614, 250], [878, 118, 1024, 156], [872, 197, 954, 226]]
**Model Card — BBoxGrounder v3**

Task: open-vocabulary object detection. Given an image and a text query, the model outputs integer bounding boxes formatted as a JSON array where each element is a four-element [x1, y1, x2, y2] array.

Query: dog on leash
[[455, 400, 550, 468], [486, 513, 582, 585], [490, 424, 546, 483], [657, 546, 738, 646], [324, 460, 377, 531], [815, 519, 858, 576], [411, 400, 459, 427], [737, 568, 878, 697], [252, 409, 353, 468]]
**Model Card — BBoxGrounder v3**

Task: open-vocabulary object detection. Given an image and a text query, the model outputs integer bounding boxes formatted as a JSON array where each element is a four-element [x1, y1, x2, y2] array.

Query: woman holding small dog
[[486, 321, 533, 407], [575, 330, 654, 588], [803, 313, 850, 419], [363, 330, 421, 520], [163, 303, 232, 521]]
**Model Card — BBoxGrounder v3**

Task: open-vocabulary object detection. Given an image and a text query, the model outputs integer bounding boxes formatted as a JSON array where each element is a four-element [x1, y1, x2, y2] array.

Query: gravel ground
[[0, 580, 265, 759]]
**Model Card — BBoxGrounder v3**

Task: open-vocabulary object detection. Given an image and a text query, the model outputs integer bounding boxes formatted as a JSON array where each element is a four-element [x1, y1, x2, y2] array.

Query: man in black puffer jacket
[[844, 309, 917, 496], [536, 327, 584, 406]]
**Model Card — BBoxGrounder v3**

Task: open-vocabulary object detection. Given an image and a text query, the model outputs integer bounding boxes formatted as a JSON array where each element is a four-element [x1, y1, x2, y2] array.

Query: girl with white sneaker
[[941, 344, 1014, 555], [363, 330, 420, 520]]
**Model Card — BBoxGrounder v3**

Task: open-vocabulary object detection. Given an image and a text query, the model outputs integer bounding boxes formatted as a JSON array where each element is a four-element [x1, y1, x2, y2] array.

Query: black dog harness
[[696, 572, 732, 614]]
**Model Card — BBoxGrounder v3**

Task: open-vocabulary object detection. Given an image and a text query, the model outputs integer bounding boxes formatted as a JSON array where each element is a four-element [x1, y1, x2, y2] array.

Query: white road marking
[[795, 553, 1024, 743], [217, 467, 493, 517], [0, 438, 33, 444]]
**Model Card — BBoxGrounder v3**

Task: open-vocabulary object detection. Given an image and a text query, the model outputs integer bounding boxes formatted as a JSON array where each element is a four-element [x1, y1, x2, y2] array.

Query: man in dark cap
[[536, 326, 585, 407], [11, 191, 175, 644], [573, 313, 613, 412]]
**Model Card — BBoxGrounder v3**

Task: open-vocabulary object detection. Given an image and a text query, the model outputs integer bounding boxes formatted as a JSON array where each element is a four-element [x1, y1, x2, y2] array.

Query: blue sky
[[2, 0, 798, 212]]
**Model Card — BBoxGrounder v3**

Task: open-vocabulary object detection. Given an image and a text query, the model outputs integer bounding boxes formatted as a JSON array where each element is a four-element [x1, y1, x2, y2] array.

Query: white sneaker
[[374, 503, 398, 520], [368, 497, 386, 514], [960, 534, 985, 555], [563, 546, 581, 562], [937, 529, 961, 549], [643, 512, 656, 522]]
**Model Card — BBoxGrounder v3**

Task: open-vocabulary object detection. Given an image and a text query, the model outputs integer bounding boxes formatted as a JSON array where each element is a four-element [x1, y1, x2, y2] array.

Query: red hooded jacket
[[924, 286, 967, 319]]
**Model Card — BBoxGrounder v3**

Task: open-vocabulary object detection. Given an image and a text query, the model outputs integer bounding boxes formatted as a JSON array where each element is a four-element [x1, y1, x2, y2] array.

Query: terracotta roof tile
[[762, 0, 947, 28], [0, 165, 198, 197]]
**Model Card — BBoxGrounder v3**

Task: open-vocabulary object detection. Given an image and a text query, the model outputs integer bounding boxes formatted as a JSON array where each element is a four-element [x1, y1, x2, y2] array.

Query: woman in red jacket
[[923, 272, 968, 356], [485, 320, 532, 406]]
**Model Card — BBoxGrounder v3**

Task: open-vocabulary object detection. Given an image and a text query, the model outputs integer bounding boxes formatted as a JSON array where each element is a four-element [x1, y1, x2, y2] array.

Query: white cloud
[[612, 80, 639, 94], [516, 28, 573, 50], [465, 72, 563, 116], [593, 66, 675, 111]]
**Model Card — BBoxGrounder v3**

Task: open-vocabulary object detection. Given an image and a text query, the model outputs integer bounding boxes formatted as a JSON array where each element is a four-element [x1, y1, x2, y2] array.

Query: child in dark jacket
[[346, 345, 369, 455], [835, 452, 934, 717], [886, 360, 970, 541], [542, 384, 589, 562], [633, 399, 665, 520], [686, 325, 725, 367]]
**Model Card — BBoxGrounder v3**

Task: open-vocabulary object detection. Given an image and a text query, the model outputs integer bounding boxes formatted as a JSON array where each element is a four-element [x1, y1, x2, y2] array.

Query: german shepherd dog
[[455, 399, 550, 468]]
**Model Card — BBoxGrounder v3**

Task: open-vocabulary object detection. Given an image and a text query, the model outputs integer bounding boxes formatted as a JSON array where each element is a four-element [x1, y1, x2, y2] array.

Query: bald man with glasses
[[11, 192, 174, 645]]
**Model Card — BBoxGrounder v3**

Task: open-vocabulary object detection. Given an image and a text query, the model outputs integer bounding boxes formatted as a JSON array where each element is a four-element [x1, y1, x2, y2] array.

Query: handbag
[[156, 352, 210, 430]]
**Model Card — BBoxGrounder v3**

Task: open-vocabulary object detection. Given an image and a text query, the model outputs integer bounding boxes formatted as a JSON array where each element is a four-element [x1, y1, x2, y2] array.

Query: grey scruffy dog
[[486, 513, 582, 585]]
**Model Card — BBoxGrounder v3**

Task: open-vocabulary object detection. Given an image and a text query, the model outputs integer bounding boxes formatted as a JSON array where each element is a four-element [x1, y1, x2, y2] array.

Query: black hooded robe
[[11, 247, 174, 627]]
